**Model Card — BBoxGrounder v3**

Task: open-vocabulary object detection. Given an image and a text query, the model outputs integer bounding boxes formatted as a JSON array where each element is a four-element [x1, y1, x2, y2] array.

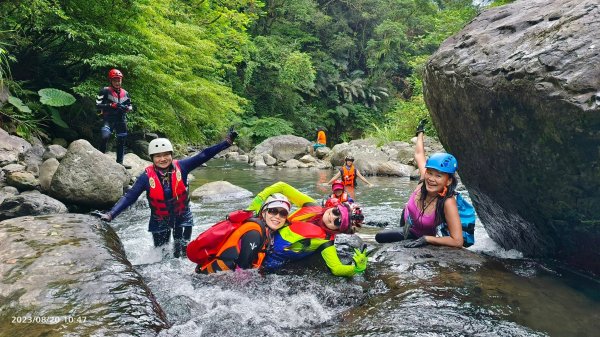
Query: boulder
[[42, 144, 68, 161], [39, 158, 60, 192], [0, 190, 67, 220], [5, 171, 39, 191], [423, 0, 600, 274], [0, 128, 31, 166], [0, 214, 169, 336], [191, 181, 253, 202], [21, 137, 45, 176], [250, 135, 312, 162], [377, 161, 414, 177], [49, 139, 129, 207], [0, 186, 18, 205]]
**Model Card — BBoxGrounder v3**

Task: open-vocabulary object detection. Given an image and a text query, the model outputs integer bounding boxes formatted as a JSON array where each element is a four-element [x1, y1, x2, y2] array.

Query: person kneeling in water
[[248, 182, 368, 277], [195, 194, 291, 274], [375, 120, 463, 248]]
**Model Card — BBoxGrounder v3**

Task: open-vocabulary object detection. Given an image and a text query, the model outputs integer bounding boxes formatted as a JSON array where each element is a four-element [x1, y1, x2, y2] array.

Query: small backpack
[[437, 193, 476, 247], [186, 209, 255, 265]]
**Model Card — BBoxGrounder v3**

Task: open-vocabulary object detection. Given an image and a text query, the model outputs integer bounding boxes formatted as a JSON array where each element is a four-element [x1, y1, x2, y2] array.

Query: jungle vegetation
[[0, 0, 511, 148]]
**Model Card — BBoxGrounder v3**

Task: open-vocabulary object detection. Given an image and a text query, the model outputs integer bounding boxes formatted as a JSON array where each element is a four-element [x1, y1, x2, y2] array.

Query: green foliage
[[489, 0, 517, 7], [38, 88, 76, 107], [7, 96, 31, 113], [241, 116, 294, 146], [368, 94, 432, 144]]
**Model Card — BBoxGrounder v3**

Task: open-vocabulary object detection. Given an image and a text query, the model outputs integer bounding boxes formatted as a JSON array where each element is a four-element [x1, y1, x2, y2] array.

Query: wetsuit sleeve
[[237, 230, 263, 269], [96, 88, 110, 110], [247, 181, 317, 212], [320, 244, 356, 277], [177, 140, 230, 173], [108, 172, 148, 219]]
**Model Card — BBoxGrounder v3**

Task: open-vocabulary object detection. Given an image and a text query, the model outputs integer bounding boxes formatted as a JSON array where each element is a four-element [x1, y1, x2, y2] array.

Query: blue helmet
[[425, 153, 458, 174]]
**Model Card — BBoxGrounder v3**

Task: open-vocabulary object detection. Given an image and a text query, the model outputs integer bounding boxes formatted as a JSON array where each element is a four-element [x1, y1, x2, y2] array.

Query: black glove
[[90, 210, 112, 222], [226, 126, 238, 144], [415, 119, 428, 136], [403, 236, 428, 248], [117, 103, 129, 112]]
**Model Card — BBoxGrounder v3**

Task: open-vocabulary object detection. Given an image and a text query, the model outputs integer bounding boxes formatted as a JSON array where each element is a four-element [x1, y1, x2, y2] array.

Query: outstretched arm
[[327, 170, 341, 185], [178, 140, 231, 173], [320, 244, 358, 277], [355, 169, 373, 186], [107, 173, 148, 220], [247, 181, 317, 212], [415, 119, 427, 179]]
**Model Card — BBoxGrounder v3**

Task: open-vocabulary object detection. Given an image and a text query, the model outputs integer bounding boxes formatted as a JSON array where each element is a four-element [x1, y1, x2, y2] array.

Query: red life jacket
[[101, 86, 130, 116], [288, 205, 323, 222], [341, 165, 355, 186], [146, 160, 189, 219]]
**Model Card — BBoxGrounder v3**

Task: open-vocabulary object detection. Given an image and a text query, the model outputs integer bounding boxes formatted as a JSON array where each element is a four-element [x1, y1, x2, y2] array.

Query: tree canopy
[[0, 0, 501, 147]]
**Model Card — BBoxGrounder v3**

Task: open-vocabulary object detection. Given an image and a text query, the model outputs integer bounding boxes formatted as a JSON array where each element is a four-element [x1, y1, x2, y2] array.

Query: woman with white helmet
[[98, 128, 237, 258]]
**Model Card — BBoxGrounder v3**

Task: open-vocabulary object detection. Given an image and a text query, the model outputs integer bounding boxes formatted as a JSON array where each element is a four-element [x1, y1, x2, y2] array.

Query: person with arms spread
[[97, 128, 237, 258]]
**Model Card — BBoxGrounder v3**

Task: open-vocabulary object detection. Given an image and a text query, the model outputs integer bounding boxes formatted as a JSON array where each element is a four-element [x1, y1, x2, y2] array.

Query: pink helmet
[[331, 179, 344, 192]]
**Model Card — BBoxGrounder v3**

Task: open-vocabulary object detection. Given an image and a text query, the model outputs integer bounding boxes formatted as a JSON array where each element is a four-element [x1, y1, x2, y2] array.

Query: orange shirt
[[317, 130, 326, 145]]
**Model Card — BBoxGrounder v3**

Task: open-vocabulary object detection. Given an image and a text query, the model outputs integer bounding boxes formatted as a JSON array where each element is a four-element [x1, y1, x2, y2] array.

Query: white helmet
[[148, 138, 174, 156], [261, 193, 291, 213]]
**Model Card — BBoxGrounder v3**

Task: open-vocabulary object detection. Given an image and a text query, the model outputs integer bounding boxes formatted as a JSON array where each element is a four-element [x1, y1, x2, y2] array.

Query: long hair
[[418, 174, 458, 225]]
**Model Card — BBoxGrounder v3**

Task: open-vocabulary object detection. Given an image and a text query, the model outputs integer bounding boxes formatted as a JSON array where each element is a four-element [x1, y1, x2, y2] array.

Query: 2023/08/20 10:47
[[12, 316, 87, 324]]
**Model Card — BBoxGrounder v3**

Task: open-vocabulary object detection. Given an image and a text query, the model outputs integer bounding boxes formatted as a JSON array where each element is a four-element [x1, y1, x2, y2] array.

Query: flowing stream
[[110, 159, 600, 337]]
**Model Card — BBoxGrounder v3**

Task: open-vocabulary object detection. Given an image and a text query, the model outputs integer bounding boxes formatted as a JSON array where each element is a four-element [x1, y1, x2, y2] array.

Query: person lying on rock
[[96, 128, 237, 258], [248, 181, 369, 277], [375, 120, 464, 248]]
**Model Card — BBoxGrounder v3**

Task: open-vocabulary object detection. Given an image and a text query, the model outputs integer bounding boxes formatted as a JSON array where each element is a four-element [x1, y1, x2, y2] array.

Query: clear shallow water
[[111, 159, 600, 337]]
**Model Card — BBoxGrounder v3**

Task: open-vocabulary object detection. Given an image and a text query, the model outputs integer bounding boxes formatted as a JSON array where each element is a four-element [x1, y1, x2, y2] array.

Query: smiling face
[[322, 207, 342, 231], [110, 77, 122, 89], [333, 189, 343, 197], [262, 207, 288, 231], [423, 168, 452, 195], [152, 151, 173, 169]]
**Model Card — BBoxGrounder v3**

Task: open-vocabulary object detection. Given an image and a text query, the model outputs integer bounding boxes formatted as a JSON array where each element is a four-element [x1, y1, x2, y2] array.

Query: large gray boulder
[[250, 135, 312, 163], [49, 139, 129, 207], [423, 0, 600, 274], [0, 128, 31, 166], [0, 190, 67, 220], [191, 180, 253, 202], [0, 214, 169, 335], [39, 157, 60, 192]]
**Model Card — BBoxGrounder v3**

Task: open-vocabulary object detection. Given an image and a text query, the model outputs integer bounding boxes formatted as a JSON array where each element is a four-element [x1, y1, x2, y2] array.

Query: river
[[109, 159, 600, 337]]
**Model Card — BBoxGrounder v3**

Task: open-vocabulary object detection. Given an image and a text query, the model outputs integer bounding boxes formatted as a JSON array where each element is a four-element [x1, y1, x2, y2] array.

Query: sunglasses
[[266, 208, 289, 218], [331, 208, 342, 227]]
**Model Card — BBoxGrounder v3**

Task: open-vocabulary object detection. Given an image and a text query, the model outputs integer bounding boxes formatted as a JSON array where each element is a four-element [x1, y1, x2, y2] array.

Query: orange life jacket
[[329, 192, 349, 203], [341, 165, 355, 186], [199, 220, 267, 274], [288, 205, 323, 222], [146, 160, 189, 219]]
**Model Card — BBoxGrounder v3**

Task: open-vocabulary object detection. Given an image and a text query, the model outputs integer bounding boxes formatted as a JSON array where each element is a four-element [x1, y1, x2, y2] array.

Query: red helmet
[[331, 179, 344, 192], [108, 69, 123, 79]]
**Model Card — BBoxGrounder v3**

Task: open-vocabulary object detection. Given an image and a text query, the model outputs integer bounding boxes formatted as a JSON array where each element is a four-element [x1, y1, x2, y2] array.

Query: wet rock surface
[[0, 213, 169, 336]]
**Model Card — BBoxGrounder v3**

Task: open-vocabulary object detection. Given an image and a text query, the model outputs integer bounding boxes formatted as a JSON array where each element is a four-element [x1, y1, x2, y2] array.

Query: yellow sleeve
[[320, 244, 356, 277], [248, 182, 316, 212]]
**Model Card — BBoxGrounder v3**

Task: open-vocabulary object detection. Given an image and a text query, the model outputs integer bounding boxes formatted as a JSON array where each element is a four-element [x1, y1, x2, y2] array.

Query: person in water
[[97, 128, 237, 257], [195, 194, 291, 274], [248, 181, 368, 277], [327, 155, 373, 187], [323, 179, 354, 207], [375, 120, 463, 248]]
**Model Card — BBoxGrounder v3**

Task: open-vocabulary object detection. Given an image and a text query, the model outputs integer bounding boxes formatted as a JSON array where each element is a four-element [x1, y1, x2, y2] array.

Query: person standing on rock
[[96, 68, 133, 168], [97, 127, 237, 258], [375, 120, 464, 248], [327, 155, 373, 187]]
